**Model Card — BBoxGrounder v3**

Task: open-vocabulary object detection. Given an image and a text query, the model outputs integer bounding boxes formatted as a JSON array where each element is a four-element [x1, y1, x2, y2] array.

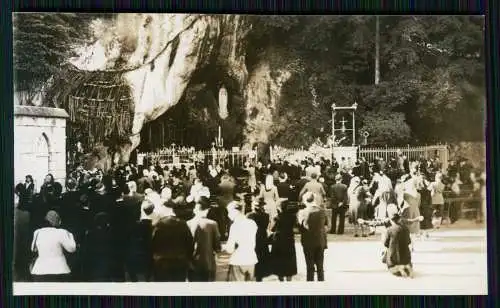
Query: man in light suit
[[223, 201, 258, 281], [299, 173, 327, 208], [187, 196, 221, 282], [298, 192, 328, 281]]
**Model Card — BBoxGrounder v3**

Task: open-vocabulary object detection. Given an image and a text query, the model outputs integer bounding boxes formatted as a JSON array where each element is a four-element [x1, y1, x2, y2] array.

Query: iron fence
[[138, 148, 258, 169]]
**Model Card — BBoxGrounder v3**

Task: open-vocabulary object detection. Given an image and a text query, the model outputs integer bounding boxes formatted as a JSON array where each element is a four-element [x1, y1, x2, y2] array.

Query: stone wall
[[14, 106, 68, 192]]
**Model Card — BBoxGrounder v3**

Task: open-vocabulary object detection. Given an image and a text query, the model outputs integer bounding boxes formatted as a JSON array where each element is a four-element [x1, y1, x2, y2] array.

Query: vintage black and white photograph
[[12, 13, 487, 295]]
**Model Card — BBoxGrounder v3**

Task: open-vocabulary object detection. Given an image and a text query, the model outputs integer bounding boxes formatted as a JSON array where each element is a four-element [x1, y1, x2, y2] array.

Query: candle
[[218, 126, 221, 141]]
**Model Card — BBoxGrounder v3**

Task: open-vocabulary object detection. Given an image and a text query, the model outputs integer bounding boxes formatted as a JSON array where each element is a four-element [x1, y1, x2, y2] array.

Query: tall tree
[[13, 13, 96, 105]]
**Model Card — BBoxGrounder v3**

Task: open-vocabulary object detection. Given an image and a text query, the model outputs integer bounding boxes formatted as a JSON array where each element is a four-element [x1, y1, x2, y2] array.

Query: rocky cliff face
[[59, 13, 289, 169]]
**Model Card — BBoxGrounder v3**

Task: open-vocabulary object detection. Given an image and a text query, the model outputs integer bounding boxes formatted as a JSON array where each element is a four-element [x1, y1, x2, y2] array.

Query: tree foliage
[[14, 14, 485, 147], [13, 13, 97, 104], [248, 15, 485, 146]]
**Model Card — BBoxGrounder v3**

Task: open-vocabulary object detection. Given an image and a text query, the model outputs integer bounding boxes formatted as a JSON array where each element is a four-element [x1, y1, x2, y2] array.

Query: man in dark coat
[[276, 173, 292, 200], [246, 199, 271, 282], [186, 197, 221, 282], [328, 174, 348, 234], [122, 181, 147, 281], [297, 192, 328, 281], [151, 201, 194, 282], [14, 184, 31, 281]]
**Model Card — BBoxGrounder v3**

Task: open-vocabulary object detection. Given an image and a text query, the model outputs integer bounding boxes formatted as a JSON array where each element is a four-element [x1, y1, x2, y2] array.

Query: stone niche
[[14, 105, 69, 192]]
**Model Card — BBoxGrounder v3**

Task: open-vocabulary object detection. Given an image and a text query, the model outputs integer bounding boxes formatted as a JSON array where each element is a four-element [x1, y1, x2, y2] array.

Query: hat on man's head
[[335, 174, 343, 181], [198, 196, 211, 211], [141, 200, 155, 216]]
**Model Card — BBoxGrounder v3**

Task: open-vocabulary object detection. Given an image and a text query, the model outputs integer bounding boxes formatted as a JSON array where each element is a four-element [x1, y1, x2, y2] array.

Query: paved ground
[[13, 220, 487, 295], [216, 219, 488, 294]]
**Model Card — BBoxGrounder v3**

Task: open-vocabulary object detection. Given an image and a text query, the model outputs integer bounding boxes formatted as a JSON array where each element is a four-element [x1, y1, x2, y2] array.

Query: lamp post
[[331, 103, 336, 144], [352, 102, 358, 146]]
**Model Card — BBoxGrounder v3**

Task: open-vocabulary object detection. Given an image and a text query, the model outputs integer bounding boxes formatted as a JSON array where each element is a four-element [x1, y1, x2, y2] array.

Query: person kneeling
[[383, 209, 414, 278]]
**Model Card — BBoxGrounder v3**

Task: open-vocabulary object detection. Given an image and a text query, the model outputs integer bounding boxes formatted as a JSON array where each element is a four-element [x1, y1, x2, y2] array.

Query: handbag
[[29, 231, 39, 272]]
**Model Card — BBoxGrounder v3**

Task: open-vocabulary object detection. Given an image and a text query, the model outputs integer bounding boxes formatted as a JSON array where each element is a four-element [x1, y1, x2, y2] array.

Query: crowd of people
[[13, 149, 486, 282]]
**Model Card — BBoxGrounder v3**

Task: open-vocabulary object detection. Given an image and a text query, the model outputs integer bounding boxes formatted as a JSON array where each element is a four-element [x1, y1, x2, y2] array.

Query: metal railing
[[137, 148, 258, 168], [269, 144, 449, 170]]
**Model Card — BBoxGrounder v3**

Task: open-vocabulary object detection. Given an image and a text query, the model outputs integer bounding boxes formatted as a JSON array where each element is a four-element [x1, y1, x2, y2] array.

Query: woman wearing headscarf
[[258, 174, 280, 226], [21, 175, 35, 210], [270, 200, 298, 282], [401, 173, 423, 249], [30, 210, 76, 282], [347, 176, 370, 237], [245, 162, 257, 193], [383, 206, 414, 278], [246, 198, 271, 282]]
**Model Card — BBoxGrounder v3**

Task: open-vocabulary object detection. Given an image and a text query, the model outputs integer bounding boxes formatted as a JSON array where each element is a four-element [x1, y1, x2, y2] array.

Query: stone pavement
[[215, 220, 488, 294]]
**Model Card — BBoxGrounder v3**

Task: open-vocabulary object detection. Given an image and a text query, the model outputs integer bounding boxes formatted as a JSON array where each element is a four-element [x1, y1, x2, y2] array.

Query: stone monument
[[14, 105, 69, 192]]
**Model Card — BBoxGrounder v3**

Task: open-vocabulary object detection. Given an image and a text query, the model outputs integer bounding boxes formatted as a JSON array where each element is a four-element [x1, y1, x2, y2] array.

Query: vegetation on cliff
[[14, 14, 485, 148]]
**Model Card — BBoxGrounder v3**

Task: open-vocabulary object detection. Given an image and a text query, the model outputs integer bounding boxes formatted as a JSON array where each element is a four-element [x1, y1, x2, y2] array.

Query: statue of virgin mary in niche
[[218, 86, 228, 120]]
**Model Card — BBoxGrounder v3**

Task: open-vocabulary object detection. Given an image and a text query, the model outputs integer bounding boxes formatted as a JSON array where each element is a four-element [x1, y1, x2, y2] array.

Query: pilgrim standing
[[223, 201, 258, 281], [151, 201, 194, 282], [402, 174, 423, 248], [328, 174, 348, 234], [270, 201, 298, 281], [14, 183, 32, 281], [246, 198, 271, 282], [299, 173, 327, 209], [347, 177, 370, 237], [428, 173, 445, 224], [258, 174, 280, 226], [82, 212, 115, 282], [187, 197, 221, 282], [30, 211, 76, 282], [297, 192, 328, 281]]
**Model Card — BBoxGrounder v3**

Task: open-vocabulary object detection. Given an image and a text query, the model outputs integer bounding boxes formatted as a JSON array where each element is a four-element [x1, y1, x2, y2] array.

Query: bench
[[443, 191, 482, 223]]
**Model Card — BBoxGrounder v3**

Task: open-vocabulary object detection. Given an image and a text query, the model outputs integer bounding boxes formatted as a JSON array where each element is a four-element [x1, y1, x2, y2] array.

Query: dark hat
[[142, 200, 155, 215], [198, 196, 211, 210]]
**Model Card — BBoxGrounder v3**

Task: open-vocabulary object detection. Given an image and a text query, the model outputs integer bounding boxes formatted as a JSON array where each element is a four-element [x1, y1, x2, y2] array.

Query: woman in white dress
[[258, 174, 280, 227], [245, 162, 257, 193], [428, 172, 446, 223], [401, 174, 423, 249], [30, 210, 77, 282]]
